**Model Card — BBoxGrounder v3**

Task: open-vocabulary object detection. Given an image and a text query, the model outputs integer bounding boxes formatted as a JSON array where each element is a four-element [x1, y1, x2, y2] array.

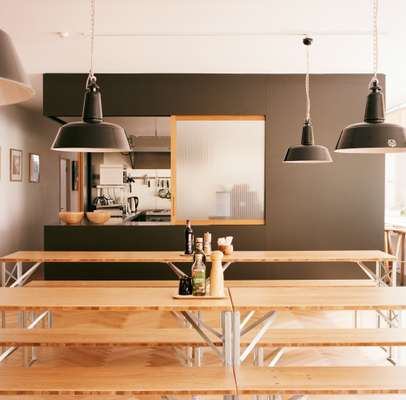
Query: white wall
[[385, 109, 406, 221], [0, 105, 76, 255]]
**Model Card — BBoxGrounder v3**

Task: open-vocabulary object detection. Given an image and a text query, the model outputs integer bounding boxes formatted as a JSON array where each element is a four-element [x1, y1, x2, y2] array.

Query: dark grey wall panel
[[43, 73, 384, 280]]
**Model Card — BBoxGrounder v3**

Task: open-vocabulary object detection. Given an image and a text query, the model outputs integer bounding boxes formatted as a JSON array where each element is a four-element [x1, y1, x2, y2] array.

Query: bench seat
[[0, 366, 236, 395], [2, 328, 405, 348], [0, 327, 220, 347], [236, 366, 406, 395], [1, 366, 405, 395], [245, 328, 406, 347]]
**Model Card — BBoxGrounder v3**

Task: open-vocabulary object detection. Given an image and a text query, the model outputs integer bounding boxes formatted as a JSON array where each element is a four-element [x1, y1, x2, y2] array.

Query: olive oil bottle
[[191, 253, 206, 296]]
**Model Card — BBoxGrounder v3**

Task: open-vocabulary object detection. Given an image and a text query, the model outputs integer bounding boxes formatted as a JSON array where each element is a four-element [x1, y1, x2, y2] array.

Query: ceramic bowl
[[59, 211, 84, 225], [86, 212, 111, 225]]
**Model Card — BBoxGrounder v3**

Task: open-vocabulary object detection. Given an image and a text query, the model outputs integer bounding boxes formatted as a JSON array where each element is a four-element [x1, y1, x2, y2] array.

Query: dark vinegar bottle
[[184, 220, 194, 254]]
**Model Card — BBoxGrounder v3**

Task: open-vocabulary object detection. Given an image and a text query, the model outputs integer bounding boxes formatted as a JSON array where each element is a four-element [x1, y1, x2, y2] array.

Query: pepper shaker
[[203, 232, 212, 255]]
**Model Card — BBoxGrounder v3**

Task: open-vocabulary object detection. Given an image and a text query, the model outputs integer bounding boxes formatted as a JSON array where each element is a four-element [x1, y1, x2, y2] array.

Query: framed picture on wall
[[9, 148, 22, 182], [29, 153, 40, 183], [72, 160, 79, 191]]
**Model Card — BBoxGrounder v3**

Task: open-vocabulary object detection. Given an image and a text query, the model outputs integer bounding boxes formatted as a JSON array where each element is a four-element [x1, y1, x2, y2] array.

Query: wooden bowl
[[86, 212, 111, 225], [59, 212, 84, 225]]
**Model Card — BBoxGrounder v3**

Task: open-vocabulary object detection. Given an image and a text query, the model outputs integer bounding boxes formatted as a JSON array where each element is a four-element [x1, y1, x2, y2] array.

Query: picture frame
[[29, 153, 40, 183], [72, 160, 79, 191], [9, 148, 22, 182]]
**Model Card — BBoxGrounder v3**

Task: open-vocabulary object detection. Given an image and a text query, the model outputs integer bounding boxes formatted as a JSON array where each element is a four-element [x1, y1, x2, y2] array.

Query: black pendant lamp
[[335, 0, 406, 153], [284, 37, 332, 163], [0, 29, 34, 105], [52, 0, 130, 152]]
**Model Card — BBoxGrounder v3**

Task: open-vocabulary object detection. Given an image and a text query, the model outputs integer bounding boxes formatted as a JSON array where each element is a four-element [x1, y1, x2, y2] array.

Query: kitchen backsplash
[[126, 168, 171, 211]]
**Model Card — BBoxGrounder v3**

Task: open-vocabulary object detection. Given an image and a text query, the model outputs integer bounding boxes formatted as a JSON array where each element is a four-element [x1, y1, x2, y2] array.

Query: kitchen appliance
[[93, 195, 111, 208], [128, 118, 170, 153], [127, 195, 139, 213], [129, 135, 170, 152]]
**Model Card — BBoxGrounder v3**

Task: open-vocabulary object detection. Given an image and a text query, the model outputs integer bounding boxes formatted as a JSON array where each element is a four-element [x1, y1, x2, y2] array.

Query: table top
[[0, 287, 232, 312], [0, 250, 395, 263], [2, 286, 406, 312], [229, 287, 406, 311]]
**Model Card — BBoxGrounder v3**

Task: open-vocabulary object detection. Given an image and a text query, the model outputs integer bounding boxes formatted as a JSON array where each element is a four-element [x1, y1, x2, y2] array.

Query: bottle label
[[192, 270, 206, 295], [185, 233, 193, 254]]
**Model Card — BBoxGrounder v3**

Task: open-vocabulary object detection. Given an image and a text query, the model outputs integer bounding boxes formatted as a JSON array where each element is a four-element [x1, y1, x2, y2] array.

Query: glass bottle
[[184, 219, 194, 255], [191, 253, 206, 296]]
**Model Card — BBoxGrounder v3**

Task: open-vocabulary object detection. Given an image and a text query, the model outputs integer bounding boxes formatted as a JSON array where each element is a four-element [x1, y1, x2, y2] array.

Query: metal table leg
[[0, 261, 44, 365], [233, 311, 241, 367], [193, 312, 202, 366], [181, 311, 223, 361], [222, 311, 232, 367]]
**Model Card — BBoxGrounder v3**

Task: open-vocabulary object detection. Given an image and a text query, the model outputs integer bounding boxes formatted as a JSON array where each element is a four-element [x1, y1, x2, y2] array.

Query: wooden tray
[[173, 293, 228, 300]]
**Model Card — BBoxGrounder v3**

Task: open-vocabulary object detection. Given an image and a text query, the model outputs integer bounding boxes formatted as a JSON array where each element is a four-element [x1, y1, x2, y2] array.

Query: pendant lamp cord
[[372, 0, 379, 83], [304, 38, 312, 123], [87, 0, 96, 86]]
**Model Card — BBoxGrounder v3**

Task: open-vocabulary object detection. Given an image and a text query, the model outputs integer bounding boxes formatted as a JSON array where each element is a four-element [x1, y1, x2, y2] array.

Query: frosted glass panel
[[175, 117, 265, 222]]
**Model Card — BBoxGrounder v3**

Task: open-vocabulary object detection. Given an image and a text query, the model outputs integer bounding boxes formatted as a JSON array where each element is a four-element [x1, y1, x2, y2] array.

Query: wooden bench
[[236, 366, 406, 395], [0, 365, 405, 395], [2, 327, 406, 348], [26, 278, 377, 288], [0, 366, 236, 395], [245, 328, 406, 347], [0, 327, 220, 347]]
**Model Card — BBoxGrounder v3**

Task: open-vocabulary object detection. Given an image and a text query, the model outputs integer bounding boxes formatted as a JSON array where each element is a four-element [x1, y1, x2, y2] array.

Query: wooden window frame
[[170, 115, 265, 226]]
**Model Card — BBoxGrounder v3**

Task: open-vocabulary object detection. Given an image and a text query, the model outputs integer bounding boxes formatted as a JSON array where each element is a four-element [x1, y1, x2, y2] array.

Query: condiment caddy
[[175, 220, 233, 299]]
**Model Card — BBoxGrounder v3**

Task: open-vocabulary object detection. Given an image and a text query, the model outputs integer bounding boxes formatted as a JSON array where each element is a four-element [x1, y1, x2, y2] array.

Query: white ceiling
[[3, 0, 406, 110]]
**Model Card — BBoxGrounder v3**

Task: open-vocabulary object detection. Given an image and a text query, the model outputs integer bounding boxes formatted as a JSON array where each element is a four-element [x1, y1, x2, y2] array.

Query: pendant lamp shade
[[52, 0, 129, 153], [335, 0, 406, 153], [52, 80, 130, 152], [335, 80, 406, 153], [0, 29, 34, 105], [284, 121, 332, 163], [284, 37, 332, 163]]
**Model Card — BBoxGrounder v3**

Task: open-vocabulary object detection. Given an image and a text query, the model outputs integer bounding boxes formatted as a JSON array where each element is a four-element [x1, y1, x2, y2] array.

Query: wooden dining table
[[0, 249, 399, 368], [0, 286, 234, 366], [228, 286, 406, 366], [1, 285, 406, 367], [0, 250, 396, 288]]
